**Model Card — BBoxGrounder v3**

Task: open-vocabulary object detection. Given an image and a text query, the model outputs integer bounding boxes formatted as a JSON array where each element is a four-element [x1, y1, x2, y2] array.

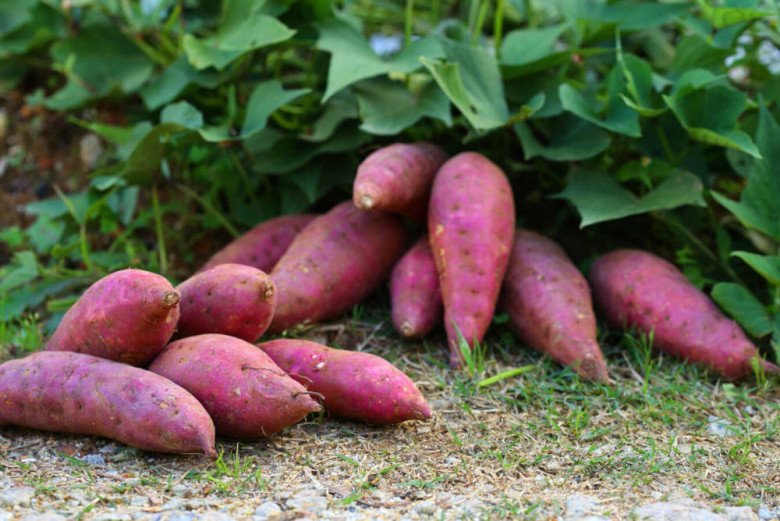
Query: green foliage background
[[2, 0, 780, 364]]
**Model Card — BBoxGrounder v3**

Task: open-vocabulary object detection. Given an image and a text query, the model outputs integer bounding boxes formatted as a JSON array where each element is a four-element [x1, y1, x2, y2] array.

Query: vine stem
[[151, 184, 168, 276], [405, 0, 415, 47]]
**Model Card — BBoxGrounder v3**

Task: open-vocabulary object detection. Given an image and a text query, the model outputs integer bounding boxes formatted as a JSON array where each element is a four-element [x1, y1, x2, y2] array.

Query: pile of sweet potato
[[1, 142, 777, 457]]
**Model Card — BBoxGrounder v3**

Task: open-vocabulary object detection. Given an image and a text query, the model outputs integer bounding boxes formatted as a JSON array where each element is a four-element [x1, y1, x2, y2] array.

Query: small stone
[[171, 484, 190, 498], [92, 513, 132, 521], [632, 501, 725, 520], [80, 453, 106, 466], [99, 443, 120, 455], [565, 494, 599, 518], [79, 133, 104, 169], [253, 501, 282, 521], [20, 514, 67, 521], [0, 511, 12, 521], [0, 487, 36, 507], [161, 499, 184, 511], [197, 514, 236, 521], [163, 513, 196, 521], [708, 415, 735, 438], [724, 507, 760, 521], [444, 456, 460, 466], [286, 491, 328, 514], [129, 496, 150, 507], [758, 504, 779, 521], [413, 500, 437, 515]]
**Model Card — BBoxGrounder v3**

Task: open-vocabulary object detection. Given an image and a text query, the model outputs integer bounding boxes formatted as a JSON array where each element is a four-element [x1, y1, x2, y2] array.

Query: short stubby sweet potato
[[175, 264, 276, 342], [46, 269, 180, 366], [502, 230, 609, 383], [589, 249, 779, 380], [149, 334, 320, 438], [0, 352, 216, 457], [390, 236, 442, 338], [200, 214, 316, 272], [257, 339, 431, 424], [428, 152, 515, 366], [269, 201, 407, 333], [353, 142, 448, 220]]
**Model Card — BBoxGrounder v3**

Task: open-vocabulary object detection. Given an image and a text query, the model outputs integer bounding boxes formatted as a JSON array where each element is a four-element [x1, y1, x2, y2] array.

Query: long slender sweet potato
[[257, 339, 431, 424], [390, 236, 442, 338], [589, 249, 779, 379], [200, 214, 316, 272], [502, 230, 609, 382], [46, 269, 180, 366], [269, 201, 407, 333], [428, 152, 515, 366], [0, 352, 216, 457], [175, 264, 276, 342], [353, 143, 448, 220], [149, 334, 320, 438]]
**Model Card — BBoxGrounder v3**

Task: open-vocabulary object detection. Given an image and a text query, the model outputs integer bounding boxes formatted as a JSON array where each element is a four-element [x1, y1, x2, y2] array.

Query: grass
[[0, 313, 778, 518]]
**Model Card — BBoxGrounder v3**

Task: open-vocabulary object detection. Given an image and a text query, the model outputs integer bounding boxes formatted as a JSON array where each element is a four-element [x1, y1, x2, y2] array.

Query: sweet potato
[[353, 142, 448, 220], [46, 269, 180, 366], [589, 249, 779, 379], [0, 352, 216, 457], [257, 339, 431, 424], [200, 214, 316, 272], [269, 201, 407, 333], [175, 264, 276, 342], [502, 230, 609, 382], [428, 152, 515, 366], [390, 236, 442, 338], [149, 334, 320, 438]]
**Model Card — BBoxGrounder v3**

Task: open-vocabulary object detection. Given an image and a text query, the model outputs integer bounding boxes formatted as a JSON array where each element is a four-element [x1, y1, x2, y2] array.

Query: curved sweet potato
[[0, 352, 216, 457], [390, 236, 442, 338], [257, 339, 431, 424], [428, 152, 515, 366], [269, 201, 407, 333], [200, 214, 316, 272], [502, 230, 609, 383], [589, 249, 779, 380], [149, 334, 320, 439], [46, 269, 179, 366], [175, 264, 276, 342], [353, 142, 448, 220]]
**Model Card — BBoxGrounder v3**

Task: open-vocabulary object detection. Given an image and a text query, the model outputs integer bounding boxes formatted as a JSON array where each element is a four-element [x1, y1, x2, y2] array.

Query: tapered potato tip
[[260, 279, 275, 300], [399, 320, 415, 338], [576, 355, 611, 384], [163, 290, 181, 307]]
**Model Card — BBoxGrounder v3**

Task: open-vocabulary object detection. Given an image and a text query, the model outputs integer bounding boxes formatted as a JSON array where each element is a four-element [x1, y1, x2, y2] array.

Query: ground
[[1, 320, 779, 520]]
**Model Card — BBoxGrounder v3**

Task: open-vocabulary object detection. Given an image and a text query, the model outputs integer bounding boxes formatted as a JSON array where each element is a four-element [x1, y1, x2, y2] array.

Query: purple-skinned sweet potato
[[200, 214, 316, 273], [353, 142, 448, 220], [428, 152, 515, 366], [390, 236, 442, 338], [46, 269, 180, 366], [149, 334, 320, 438], [0, 352, 216, 457], [589, 249, 779, 380], [268, 201, 407, 333], [257, 339, 431, 424], [175, 264, 276, 342], [502, 230, 609, 383]]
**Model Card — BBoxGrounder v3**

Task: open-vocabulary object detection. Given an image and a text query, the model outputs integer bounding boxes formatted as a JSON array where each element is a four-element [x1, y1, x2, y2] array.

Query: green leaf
[[300, 91, 359, 143], [240, 81, 309, 138], [712, 103, 780, 240], [618, 53, 667, 118], [514, 116, 611, 161], [0, 0, 35, 36], [501, 24, 570, 67], [120, 123, 189, 185], [422, 39, 508, 131], [183, 1, 295, 70], [354, 76, 451, 135], [696, 0, 770, 29], [0, 251, 38, 293], [732, 252, 780, 286], [140, 56, 226, 110], [554, 170, 705, 227], [26, 216, 65, 254], [317, 18, 442, 101], [711, 282, 773, 338], [161, 101, 204, 129], [559, 68, 641, 137], [663, 82, 759, 157]]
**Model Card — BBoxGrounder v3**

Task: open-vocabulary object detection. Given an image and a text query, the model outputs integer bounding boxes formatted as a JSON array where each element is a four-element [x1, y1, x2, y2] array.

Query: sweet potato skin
[[200, 214, 316, 272], [175, 264, 276, 342], [269, 202, 407, 333], [353, 143, 448, 220], [46, 269, 180, 366], [502, 230, 609, 382], [390, 237, 442, 338], [589, 249, 779, 379], [428, 152, 515, 366], [0, 352, 216, 457], [257, 339, 431, 424], [149, 334, 320, 439]]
